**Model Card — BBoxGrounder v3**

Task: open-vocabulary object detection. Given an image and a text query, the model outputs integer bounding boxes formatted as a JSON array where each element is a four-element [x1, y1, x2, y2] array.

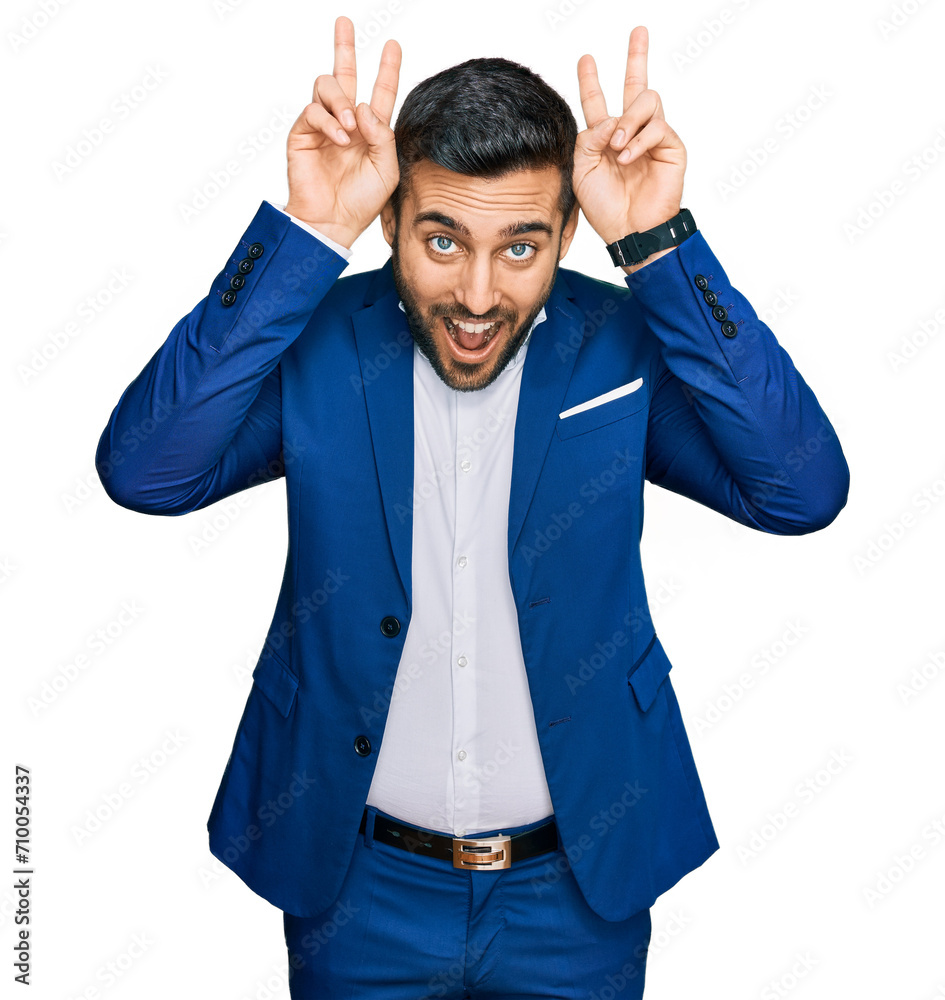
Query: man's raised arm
[[95, 17, 401, 515]]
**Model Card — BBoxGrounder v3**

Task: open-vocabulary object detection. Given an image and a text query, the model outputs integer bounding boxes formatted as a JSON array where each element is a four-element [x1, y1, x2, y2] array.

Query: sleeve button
[[221, 290, 237, 307], [238, 258, 255, 274], [703, 289, 718, 307], [694, 274, 708, 291], [721, 320, 738, 338], [712, 305, 728, 322], [247, 242, 265, 259]]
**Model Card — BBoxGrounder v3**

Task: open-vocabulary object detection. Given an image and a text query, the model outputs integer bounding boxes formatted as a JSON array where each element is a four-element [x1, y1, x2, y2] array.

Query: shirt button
[[460, 460, 471, 472], [457, 555, 467, 569], [457, 655, 468, 668], [457, 750, 467, 761]]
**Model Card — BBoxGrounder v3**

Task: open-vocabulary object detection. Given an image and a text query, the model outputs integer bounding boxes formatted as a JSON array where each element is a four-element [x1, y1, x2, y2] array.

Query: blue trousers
[[283, 806, 651, 999]]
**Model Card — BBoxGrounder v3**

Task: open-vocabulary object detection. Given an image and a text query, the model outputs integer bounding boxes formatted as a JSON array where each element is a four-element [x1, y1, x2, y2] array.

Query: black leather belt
[[359, 809, 558, 870]]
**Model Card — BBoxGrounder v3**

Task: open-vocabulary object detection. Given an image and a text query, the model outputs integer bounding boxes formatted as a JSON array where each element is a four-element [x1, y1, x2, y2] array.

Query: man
[[95, 16, 849, 999]]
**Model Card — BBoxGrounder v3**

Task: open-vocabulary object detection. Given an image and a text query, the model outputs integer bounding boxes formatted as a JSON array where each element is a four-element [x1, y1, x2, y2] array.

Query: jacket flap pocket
[[252, 647, 299, 718], [556, 380, 648, 440], [627, 635, 672, 712]]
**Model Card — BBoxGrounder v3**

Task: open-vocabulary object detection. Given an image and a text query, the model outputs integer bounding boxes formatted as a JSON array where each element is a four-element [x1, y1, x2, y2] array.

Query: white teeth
[[455, 320, 495, 333]]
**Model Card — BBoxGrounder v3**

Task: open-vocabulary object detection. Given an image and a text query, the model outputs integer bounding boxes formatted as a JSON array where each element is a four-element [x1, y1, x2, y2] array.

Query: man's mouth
[[442, 316, 504, 359]]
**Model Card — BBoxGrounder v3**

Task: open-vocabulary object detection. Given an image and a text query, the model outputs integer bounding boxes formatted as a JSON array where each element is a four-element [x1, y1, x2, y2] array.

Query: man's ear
[[380, 200, 397, 247], [558, 204, 580, 261]]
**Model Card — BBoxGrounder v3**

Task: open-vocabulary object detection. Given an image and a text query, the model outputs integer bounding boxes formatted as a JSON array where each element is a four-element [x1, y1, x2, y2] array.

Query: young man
[[95, 17, 849, 999]]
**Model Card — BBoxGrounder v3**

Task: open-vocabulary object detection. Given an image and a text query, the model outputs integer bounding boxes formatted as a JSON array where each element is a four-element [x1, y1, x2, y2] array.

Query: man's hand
[[573, 27, 686, 268], [284, 16, 402, 249]]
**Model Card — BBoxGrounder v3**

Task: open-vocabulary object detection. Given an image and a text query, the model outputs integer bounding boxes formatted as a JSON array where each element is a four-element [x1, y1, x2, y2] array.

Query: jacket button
[[721, 320, 738, 338], [694, 274, 708, 291], [380, 616, 401, 637], [712, 305, 728, 322], [238, 257, 255, 274], [354, 735, 372, 757], [229, 274, 246, 290], [247, 242, 265, 259], [221, 290, 237, 307], [703, 289, 718, 307]]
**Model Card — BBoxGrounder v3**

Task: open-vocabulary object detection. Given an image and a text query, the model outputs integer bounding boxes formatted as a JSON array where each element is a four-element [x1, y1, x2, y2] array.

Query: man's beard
[[390, 234, 560, 392]]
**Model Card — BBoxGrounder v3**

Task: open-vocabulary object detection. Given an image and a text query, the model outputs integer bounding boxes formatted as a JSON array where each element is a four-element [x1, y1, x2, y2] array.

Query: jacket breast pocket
[[251, 642, 300, 718], [627, 635, 673, 711], [556, 381, 648, 440]]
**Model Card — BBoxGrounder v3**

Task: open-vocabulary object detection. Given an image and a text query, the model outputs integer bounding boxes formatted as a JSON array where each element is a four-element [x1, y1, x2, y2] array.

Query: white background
[[3, 0, 944, 997]]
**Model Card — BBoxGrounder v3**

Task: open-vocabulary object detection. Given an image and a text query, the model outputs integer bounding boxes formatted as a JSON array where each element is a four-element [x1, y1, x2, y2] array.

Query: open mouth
[[442, 316, 504, 360]]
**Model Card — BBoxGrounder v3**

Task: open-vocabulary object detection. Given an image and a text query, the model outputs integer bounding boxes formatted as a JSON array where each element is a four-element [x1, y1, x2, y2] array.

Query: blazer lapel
[[351, 263, 414, 604], [508, 273, 582, 560]]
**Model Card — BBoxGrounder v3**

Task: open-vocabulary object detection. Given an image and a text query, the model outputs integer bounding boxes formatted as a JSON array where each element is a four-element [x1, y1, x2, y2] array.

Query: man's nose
[[453, 257, 500, 316]]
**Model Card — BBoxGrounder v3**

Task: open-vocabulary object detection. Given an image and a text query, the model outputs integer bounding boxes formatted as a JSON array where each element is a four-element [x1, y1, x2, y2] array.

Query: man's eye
[[430, 236, 458, 254], [506, 243, 535, 260]]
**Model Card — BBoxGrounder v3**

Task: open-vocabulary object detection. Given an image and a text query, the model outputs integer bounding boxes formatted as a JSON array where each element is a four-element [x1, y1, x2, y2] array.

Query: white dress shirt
[[275, 204, 555, 836]]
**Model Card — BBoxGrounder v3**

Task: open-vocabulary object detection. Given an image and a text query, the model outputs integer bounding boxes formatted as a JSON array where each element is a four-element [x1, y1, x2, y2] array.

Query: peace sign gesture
[[284, 16, 402, 249], [573, 27, 686, 263]]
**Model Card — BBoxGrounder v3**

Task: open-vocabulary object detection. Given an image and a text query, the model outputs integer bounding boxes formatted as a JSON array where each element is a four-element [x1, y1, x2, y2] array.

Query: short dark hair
[[391, 57, 578, 224]]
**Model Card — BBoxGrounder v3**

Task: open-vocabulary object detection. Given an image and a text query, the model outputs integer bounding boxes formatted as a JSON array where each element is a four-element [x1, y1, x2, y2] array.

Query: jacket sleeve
[[95, 201, 348, 516], [628, 231, 849, 534]]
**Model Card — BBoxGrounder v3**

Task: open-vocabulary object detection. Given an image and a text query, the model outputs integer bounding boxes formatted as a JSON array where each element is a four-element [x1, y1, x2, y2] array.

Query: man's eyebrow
[[497, 220, 554, 239], [412, 211, 471, 236]]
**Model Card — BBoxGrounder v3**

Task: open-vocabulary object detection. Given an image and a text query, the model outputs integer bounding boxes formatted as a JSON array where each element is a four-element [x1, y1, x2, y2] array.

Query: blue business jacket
[[95, 200, 849, 921]]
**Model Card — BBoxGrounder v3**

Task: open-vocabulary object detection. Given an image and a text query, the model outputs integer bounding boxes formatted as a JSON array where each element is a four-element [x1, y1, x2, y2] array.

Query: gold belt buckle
[[452, 834, 512, 870]]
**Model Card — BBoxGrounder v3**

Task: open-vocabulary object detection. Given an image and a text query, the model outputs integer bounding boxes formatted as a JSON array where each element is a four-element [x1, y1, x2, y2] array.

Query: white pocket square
[[559, 377, 644, 419]]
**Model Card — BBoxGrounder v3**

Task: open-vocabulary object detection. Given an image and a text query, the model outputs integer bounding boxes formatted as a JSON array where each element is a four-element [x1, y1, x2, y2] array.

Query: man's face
[[381, 161, 578, 392]]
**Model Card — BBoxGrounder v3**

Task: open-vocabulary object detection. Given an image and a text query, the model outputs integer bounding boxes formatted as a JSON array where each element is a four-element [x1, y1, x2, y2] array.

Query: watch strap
[[607, 208, 697, 266]]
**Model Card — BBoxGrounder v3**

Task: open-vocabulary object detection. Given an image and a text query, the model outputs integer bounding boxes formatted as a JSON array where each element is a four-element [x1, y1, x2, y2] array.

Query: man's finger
[[314, 75, 358, 133], [622, 26, 649, 112], [332, 15, 358, 104], [370, 38, 402, 126], [609, 89, 663, 152], [577, 54, 609, 128]]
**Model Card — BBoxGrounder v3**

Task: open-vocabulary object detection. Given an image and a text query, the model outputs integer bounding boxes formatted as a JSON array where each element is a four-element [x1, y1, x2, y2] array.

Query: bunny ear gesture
[[285, 16, 402, 249], [573, 26, 687, 262]]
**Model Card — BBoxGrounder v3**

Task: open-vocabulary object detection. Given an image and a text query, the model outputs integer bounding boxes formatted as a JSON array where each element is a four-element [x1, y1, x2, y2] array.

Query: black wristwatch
[[606, 208, 697, 266]]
